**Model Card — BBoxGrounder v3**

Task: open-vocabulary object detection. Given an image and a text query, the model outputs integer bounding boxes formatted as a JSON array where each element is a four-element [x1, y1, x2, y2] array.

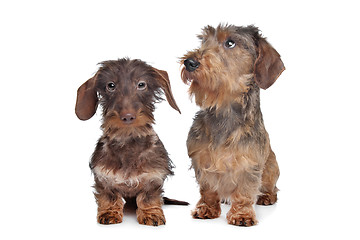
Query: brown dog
[[75, 58, 187, 226], [181, 25, 285, 226]]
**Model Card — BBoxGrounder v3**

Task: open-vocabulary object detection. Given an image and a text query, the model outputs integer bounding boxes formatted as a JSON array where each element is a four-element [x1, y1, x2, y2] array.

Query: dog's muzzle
[[184, 58, 200, 72]]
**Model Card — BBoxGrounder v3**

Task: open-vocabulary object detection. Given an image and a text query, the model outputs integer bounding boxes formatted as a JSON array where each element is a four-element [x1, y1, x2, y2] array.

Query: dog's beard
[[101, 110, 154, 140]]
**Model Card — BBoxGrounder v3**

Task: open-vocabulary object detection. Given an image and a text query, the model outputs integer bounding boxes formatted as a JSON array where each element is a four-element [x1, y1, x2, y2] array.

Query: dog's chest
[[193, 108, 255, 147], [91, 134, 170, 191], [93, 166, 167, 189], [188, 106, 269, 173]]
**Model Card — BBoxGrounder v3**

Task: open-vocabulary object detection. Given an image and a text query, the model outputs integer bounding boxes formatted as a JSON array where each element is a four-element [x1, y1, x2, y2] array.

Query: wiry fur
[[75, 58, 186, 226], [181, 24, 285, 226]]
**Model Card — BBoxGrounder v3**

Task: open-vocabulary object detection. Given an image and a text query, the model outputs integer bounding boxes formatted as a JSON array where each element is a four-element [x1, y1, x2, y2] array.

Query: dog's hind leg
[[257, 149, 279, 205]]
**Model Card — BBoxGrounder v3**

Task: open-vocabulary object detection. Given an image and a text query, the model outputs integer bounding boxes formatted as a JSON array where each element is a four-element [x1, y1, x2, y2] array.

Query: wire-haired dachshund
[[75, 58, 188, 226], [181, 24, 285, 226]]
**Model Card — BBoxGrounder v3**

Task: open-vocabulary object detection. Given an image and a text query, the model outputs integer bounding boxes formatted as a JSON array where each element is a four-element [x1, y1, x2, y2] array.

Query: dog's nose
[[121, 113, 136, 124], [184, 58, 200, 72]]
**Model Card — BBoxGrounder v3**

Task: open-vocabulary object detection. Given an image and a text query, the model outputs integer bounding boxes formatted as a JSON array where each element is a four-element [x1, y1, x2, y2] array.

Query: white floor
[[1, 1, 359, 239]]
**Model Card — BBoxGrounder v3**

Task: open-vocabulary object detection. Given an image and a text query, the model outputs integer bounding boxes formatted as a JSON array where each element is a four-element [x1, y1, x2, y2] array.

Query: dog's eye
[[224, 39, 236, 49], [107, 82, 116, 92], [137, 81, 147, 90]]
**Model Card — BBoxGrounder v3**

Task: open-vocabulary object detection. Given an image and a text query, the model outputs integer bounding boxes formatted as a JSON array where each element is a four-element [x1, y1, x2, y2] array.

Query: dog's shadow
[[123, 198, 138, 217]]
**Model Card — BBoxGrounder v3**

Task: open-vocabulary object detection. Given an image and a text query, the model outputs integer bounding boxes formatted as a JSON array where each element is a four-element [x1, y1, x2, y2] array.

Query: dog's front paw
[[137, 208, 166, 226], [192, 203, 221, 219], [97, 211, 123, 225], [226, 206, 257, 227], [227, 214, 257, 227]]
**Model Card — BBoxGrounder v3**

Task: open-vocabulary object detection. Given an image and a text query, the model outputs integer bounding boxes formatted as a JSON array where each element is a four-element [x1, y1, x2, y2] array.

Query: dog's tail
[[163, 197, 189, 206]]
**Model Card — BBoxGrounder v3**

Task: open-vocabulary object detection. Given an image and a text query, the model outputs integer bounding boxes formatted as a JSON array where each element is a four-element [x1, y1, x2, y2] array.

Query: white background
[[1, 0, 359, 239]]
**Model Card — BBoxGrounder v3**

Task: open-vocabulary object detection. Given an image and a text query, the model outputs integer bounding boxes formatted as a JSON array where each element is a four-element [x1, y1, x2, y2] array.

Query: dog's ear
[[254, 38, 285, 89], [152, 68, 181, 114], [75, 76, 98, 120]]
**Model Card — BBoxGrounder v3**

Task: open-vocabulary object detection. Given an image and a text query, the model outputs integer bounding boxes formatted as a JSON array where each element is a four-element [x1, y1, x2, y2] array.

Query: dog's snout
[[184, 58, 200, 72], [121, 113, 136, 124]]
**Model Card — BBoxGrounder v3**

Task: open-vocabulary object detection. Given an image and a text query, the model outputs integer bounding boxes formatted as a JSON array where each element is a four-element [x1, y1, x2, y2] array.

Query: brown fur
[[75, 58, 187, 226], [181, 24, 285, 226]]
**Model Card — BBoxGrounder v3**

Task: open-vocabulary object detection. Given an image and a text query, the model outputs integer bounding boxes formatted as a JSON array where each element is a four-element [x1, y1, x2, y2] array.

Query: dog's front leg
[[192, 186, 221, 219], [136, 188, 165, 226], [226, 193, 257, 227], [95, 190, 124, 225]]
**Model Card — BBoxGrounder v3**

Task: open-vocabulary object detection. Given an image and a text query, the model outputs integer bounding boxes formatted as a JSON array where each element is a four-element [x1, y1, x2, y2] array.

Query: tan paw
[[137, 208, 166, 226], [97, 211, 123, 225], [257, 193, 277, 205], [227, 205, 257, 227], [192, 203, 221, 219]]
